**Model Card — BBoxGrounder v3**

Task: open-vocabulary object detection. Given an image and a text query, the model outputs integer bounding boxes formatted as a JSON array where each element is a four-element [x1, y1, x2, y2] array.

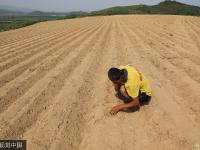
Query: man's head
[[108, 67, 123, 84]]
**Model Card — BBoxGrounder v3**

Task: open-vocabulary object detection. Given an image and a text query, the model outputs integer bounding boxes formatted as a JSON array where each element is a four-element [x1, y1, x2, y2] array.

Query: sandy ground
[[0, 15, 200, 150]]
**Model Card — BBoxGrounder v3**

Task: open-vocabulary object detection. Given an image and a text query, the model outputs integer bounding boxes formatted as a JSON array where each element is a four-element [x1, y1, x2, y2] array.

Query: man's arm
[[118, 98, 140, 110], [110, 98, 140, 114]]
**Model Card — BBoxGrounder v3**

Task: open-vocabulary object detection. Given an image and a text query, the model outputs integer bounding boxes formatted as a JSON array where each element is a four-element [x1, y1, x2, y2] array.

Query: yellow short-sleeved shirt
[[118, 65, 152, 98]]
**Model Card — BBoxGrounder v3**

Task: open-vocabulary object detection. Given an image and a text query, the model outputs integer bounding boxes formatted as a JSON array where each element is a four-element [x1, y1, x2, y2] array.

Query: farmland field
[[0, 15, 200, 150]]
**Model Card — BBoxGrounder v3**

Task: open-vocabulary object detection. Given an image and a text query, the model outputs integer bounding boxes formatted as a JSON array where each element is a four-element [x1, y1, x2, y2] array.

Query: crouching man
[[108, 65, 152, 115]]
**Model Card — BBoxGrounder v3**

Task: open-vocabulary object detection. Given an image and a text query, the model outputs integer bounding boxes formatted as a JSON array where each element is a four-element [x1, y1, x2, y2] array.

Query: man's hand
[[110, 98, 140, 115], [110, 105, 121, 115]]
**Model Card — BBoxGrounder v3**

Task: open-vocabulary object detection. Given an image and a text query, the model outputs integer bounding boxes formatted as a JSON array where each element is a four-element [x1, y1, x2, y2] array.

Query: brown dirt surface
[[0, 15, 200, 150]]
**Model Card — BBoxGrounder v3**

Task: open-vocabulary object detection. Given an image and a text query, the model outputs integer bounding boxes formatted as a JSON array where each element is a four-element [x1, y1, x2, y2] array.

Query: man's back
[[118, 65, 152, 98]]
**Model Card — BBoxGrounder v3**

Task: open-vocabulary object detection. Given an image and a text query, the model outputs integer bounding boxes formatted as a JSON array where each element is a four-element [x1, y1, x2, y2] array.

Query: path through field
[[0, 15, 200, 150]]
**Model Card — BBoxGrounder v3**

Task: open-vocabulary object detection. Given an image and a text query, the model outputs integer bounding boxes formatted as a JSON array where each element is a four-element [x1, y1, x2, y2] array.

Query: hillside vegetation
[[0, 10, 86, 32], [90, 0, 200, 16]]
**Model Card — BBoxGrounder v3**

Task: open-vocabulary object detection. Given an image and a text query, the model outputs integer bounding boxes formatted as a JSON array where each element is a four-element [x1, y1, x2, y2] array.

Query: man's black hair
[[108, 67, 123, 81]]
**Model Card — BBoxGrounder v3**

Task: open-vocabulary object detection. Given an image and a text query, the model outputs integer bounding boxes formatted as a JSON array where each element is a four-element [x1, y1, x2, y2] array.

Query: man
[[108, 65, 152, 115]]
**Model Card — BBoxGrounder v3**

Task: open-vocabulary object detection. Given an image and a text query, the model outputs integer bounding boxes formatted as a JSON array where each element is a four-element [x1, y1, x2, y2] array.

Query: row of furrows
[[0, 18, 108, 140], [185, 19, 200, 44], [150, 27, 195, 52], [0, 27, 67, 52], [113, 19, 129, 64], [182, 19, 200, 50], [80, 16, 200, 148], [120, 20, 200, 124], [148, 17, 193, 46], [1, 24, 105, 90], [0, 19, 105, 89], [165, 17, 200, 54], [0, 23, 58, 45], [154, 16, 199, 48], [177, 17, 200, 38], [118, 17, 194, 148], [0, 19, 106, 115], [144, 22, 200, 82], [78, 19, 121, 150], [0, 18, 101, 52], [78, 16, 174, 149], [173, 17, 200, 44], [123, 18, 200, 101], [101, 18, 138, 149], [47, 19, 113, 150], [78, 18, 139, 150], [0, 19, 104, 72], [0, 24, 43, 43], [116, 17, 160, 107], [143, 18, 190, 44], [0, 18, 103, 58], [124, 18, 200, 84], [113, 17, 181, 149], [132, 16, 194, 51], [189, 17, 200, 29], [124, 17, 200, 57], [0, 25, 80, 56], [0, 18, 103, 56], [185, 18, 200, 34], [138, 25, 200, 83], [0, 18, 94, 46], [76, 19, 123, 150], [117, 18, 200, 145]]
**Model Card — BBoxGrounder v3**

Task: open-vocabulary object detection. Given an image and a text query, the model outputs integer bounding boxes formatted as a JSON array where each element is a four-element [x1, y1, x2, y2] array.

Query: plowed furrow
[[124, 20, 200, 84], [0, 21, 106, 116], [183, 19, 200, 50], [121, 20, 200, 132], [79, 18, 139, 150], [0, 20, 103, 72], [131, 24, 200, 83], [0, 21, 105, 88], [0, 19, 107, 139], [0, 18, 97, 46], [125, 18, 200, 58], [0, 19, 102, 54], [48, 20, 113, 150], [120, 19, 200, 145], [0, 18, 103, 57]]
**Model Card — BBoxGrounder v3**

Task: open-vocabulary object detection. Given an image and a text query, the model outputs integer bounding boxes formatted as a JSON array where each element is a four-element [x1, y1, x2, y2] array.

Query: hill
[[0, 7, 87, 32], [28, 11, 87, 17], [0, 8, 87, 17], [90, 0, 200, 16], [0, 9, 26, 16]]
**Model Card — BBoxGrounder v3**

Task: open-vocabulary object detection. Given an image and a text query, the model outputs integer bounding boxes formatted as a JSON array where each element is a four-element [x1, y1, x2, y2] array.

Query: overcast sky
[[0, 0, 199, 12]]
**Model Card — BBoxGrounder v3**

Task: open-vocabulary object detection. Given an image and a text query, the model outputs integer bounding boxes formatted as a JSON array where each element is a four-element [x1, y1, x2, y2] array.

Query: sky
[[0, 0, 200, 12]]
